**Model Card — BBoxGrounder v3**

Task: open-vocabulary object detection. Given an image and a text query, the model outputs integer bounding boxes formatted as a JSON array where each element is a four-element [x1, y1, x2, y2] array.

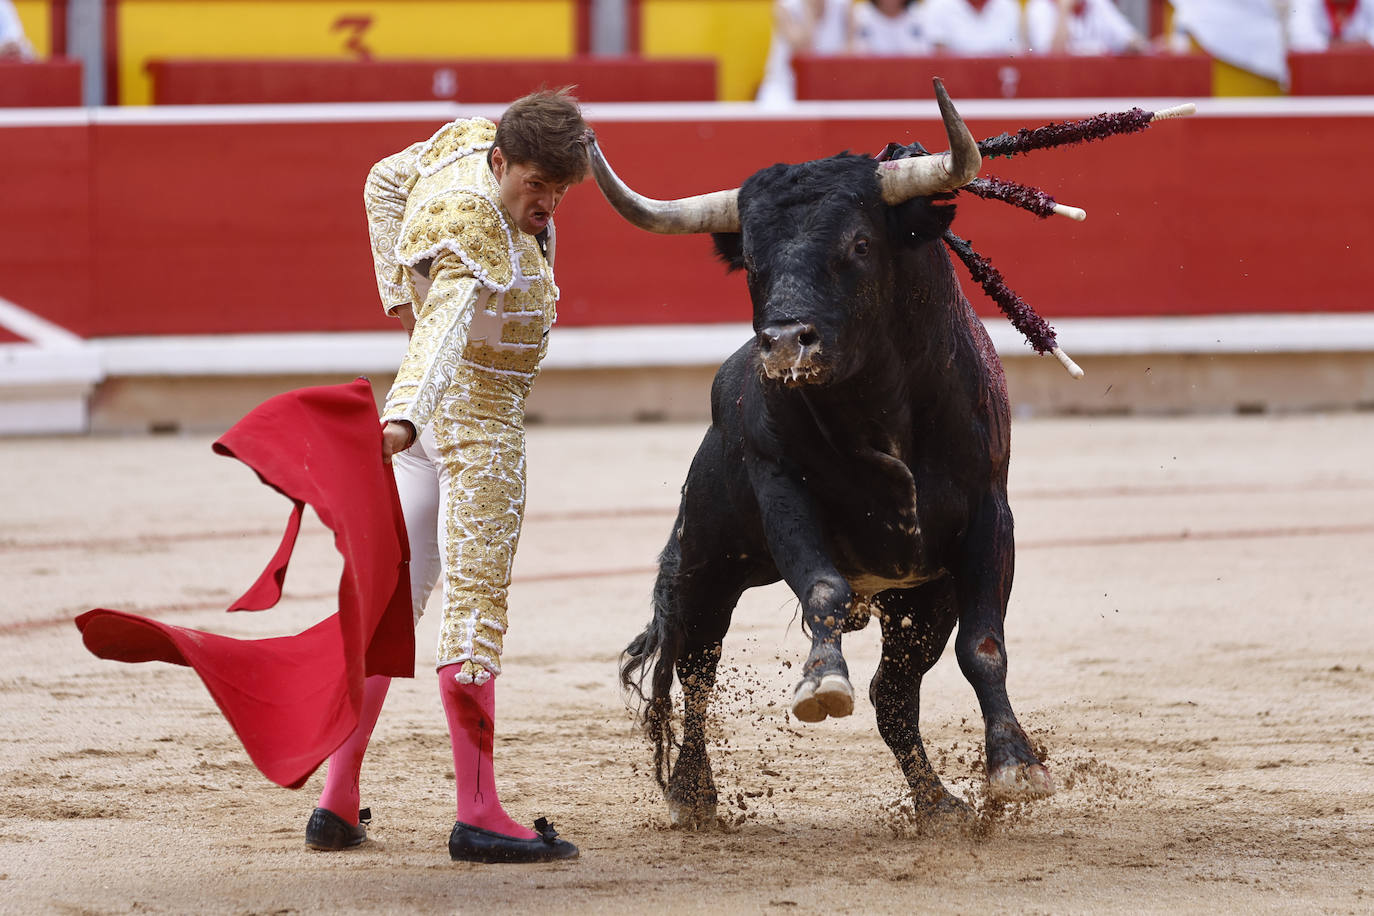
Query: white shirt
[[1171, 0, 1287, 81], [922, 0, 1027, 56], [0, 0, 35, 59], [853, 2, 935, 56], [756, 0, 856, 106], [1287, 0, 1374, 51], [1025, 0, 1142, 55]]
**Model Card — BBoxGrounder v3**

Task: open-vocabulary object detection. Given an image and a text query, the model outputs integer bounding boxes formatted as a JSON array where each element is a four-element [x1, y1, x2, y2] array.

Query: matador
[[304, 90, 589, 864]]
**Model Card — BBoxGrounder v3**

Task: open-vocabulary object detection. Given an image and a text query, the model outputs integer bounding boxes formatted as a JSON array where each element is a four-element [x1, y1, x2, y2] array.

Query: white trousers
[[392, 423, 444, 626]]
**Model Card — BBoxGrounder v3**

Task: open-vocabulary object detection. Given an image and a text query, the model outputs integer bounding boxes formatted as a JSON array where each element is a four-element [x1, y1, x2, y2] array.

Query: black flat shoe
[[448, 817, 579, 863], [305, 807, 370, 850]]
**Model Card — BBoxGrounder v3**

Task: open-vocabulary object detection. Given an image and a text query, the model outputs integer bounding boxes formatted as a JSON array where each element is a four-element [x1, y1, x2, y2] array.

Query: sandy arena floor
[[2, 412, 1372, 914]]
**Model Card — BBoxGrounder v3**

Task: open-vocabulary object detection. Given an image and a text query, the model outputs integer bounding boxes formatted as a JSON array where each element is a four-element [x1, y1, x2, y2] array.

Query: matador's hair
[[493, 86, 591, 185]]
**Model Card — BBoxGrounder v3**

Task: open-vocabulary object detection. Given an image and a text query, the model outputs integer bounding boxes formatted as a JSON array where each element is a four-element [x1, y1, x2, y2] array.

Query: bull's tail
[[620, 536, 686, 789]]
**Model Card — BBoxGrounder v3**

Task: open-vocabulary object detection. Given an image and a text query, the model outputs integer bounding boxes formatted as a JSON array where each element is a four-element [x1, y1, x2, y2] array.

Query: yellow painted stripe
[[1212, 59, 1282, 97], [13, 0, 51, 57], [117, 1, 575, 105], [640, 0, 773, 101]]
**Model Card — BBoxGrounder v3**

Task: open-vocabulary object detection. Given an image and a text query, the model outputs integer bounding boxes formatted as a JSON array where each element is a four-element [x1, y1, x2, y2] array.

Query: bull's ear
[[712, 232, 746, 272], [931, 201, 957, 236], [896, 195, 958, 244]]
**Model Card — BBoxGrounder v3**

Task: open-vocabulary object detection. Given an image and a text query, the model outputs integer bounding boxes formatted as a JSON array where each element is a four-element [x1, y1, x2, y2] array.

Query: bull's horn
[[587, 134, 740, 235], [878, 78, 982, 204]]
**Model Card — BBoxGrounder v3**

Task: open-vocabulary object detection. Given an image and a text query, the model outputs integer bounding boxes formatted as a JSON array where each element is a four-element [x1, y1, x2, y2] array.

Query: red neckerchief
[[1326, 0, 1357, 38], [1073, 0, 1087, 15]]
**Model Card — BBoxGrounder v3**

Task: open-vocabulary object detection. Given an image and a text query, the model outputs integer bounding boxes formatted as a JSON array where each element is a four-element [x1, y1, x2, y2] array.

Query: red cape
[[75, 378, 414, 789]]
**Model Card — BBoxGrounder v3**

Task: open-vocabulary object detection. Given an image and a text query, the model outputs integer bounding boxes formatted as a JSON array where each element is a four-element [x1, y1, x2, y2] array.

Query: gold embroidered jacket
[[365, 117, 559, 433]]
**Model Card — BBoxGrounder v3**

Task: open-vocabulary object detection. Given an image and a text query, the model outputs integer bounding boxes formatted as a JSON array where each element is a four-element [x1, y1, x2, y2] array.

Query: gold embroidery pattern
[[502, 319, 545, 347], [432, 369, 532, 683], [382, 267, 480, 433], [464, 340, 542, 375]]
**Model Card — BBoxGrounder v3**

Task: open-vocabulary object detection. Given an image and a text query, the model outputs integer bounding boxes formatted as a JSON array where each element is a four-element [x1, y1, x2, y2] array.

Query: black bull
[[610, 134, 1054, 829]]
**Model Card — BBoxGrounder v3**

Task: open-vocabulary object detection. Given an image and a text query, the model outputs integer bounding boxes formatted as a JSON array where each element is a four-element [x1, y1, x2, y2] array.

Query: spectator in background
[[853, 0, 934, 56], [756, 0, 855, 107], [922, 0, 1027, 56], [1287, 0, 1374, 51], [1169, 0, 1286, 83], [0, 0, 36, 60], [1026, 0, 1147, 55]]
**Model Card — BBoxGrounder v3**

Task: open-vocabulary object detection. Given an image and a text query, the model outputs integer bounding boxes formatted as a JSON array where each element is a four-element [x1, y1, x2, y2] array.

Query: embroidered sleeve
[[381, 249, 482, 433], [364, 142, 424, 316]]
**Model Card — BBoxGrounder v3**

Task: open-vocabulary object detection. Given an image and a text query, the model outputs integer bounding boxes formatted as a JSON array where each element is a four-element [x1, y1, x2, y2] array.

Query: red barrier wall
[[0, 102, 1370, 338], [794, 54, 1213, 100], [0, 123, 91, 329], [1288, 48, 1374, 96], [147, 58, 718, 105], [0, 60, 82, 107]]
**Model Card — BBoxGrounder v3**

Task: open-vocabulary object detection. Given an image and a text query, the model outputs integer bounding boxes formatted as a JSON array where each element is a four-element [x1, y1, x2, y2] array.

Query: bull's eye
[[853, 238, 870, 257]]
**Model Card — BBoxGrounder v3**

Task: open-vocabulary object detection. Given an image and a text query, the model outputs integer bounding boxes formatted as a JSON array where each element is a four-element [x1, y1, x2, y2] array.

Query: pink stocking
[[316, 674, 391, 824], [438, 665, 536, 839]]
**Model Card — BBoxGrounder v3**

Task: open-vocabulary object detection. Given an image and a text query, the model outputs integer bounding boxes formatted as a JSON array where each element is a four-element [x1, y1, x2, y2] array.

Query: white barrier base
[[83, 313, 1374, 377], [0, 381, 95, 435], [6, 314, 1374, 434], [0, 300, 103, 434]]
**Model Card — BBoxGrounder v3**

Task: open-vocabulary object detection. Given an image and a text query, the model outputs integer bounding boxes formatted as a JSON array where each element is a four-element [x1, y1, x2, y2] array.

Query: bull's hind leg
[[870, 582, 973, 828], [662, 563, 746, 829], [955, 495, 1054, 803], [667, 639, 726, 828]]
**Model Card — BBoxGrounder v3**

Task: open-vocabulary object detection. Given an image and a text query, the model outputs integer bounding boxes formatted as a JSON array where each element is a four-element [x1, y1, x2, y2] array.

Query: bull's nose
[[758, 322, 820, 355], [758, 321, 823, 382]]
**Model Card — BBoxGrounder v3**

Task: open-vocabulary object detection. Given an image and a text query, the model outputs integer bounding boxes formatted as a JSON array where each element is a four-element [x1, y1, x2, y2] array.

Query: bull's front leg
[[954, 493, 1054, 802], [747, 458, 855, 723]]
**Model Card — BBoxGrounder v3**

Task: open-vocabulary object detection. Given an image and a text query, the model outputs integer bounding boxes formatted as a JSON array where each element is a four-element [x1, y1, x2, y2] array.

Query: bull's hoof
[[666, 796, 718, 830], [987, 762, 1055, 803], [790, 673, 855, 723], [913, 791, 978, 836]]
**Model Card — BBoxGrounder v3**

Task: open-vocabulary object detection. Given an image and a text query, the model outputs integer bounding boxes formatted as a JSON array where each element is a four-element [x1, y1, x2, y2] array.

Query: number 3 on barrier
[[331, 15, 375, 61]]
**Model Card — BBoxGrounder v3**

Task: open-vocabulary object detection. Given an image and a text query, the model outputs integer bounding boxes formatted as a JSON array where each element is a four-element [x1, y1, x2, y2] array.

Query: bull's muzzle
[[758, 321, 823, 385]]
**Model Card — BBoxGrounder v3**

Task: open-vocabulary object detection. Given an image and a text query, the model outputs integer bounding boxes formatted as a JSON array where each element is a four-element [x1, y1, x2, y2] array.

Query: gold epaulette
[[396, 191, 515, 292], [417, 118, 497, 177]]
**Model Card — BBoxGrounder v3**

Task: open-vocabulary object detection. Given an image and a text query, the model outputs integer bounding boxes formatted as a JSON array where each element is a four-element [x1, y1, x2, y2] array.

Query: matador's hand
[[381, 420, 416, 464]]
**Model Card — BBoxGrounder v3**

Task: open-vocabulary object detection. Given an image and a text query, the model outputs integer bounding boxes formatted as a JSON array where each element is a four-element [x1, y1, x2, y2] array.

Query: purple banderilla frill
[[977, 107, 1156, 160], [961, 176, 1062, 219], [878, 104, 1183, 361], [943, 232, 1059, 356]]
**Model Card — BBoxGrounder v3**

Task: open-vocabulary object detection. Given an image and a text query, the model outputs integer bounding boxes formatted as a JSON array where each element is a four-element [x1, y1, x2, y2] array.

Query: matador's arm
[[364, 142, 425, 317], [380, 249, 483, 436]]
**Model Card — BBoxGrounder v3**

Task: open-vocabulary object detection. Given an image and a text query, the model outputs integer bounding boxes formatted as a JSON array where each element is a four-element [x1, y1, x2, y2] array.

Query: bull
[[593, 81, 1054, 829]]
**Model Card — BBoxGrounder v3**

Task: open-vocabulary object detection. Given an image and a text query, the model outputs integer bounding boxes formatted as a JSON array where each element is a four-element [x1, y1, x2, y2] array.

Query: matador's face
[[491, 147, 573, 236]]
